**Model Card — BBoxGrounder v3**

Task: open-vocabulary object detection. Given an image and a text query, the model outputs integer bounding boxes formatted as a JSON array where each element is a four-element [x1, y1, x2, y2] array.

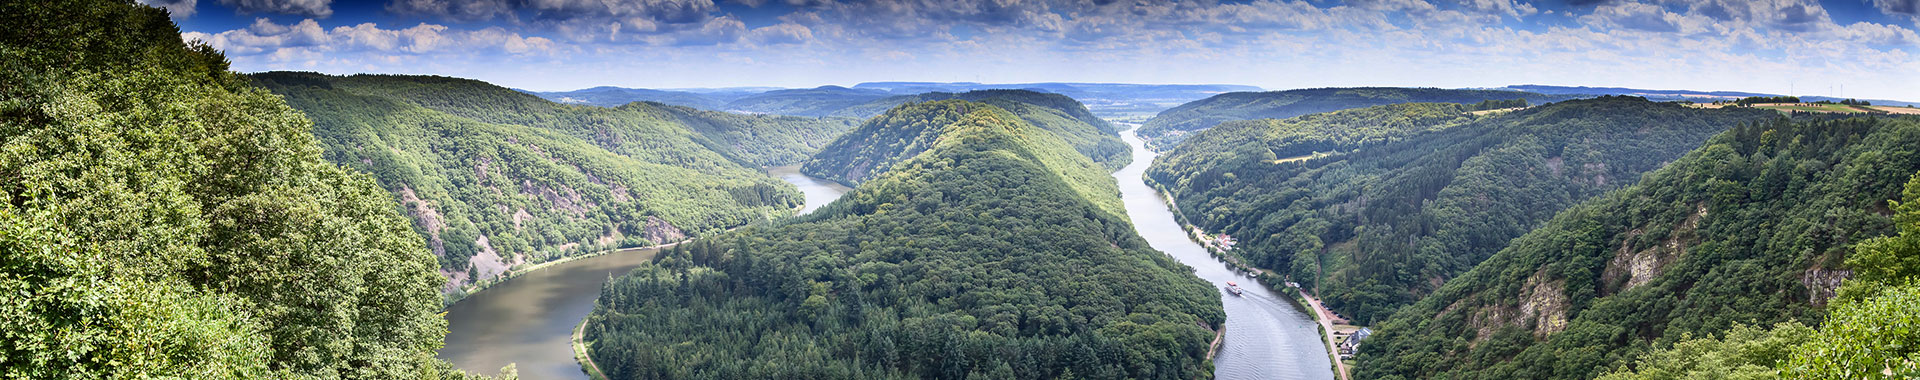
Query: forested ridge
[[582, 100, 1223, 379], [1359, 116, 1920, 379], [0, 0, 497, 377], [1137, 87, 1574, 148], [251, 72, 822, 291], [828, 90, 1132, 169], [804, 95, 1130, 192], [1146, 97, 1775, 323]]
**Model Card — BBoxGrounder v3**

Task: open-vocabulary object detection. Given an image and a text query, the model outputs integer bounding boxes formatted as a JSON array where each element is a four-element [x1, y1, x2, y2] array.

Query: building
[[1338, 327, 1373, 357]]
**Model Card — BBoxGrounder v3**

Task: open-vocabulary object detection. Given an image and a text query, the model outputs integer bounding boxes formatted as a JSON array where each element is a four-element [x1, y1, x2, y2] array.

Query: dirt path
[[1300, 289, 1350, 380], [573, 320, 607, 379]]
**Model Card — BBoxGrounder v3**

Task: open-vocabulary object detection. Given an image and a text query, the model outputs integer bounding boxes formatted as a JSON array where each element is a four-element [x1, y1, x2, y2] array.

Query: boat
[[1225, 281, 1245, 296]]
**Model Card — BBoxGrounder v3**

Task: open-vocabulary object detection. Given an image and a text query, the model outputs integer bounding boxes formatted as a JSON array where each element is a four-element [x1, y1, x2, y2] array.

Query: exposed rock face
[[1602, 204, 1705, 294], [470, 234, 509, 280], [1802, 267, 1851, 307], [642, 216, 687, 244], [398, 185, 447, 257], [1461, 268, 1570, 340], [1517, 270, 1570, 336]]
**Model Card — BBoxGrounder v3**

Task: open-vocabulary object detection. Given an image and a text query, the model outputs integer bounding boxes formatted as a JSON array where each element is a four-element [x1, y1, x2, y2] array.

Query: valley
[[438, 167, 851, 379], [8, 1, 1919, 379]]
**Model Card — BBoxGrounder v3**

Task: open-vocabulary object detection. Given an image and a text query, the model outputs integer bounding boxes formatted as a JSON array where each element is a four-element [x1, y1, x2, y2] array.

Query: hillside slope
[[1138, 87, 1572, 147], [252, 73, 804, 290], [583, 100, 1222, 379], [829, 90, 1130, 169], [1359, 116, 1920, 379], [0, 0, 490, 377], [1146, 97, 1774, 322]]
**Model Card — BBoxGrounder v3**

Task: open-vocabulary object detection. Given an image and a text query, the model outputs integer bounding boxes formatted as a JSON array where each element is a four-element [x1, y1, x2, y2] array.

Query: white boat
[[1226, 281, 1245, 296]]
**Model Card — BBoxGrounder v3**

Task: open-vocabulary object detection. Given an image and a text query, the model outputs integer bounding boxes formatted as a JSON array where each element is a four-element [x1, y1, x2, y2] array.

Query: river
[[1113, 124, 1337, 380], [436, 166, 850, 379]]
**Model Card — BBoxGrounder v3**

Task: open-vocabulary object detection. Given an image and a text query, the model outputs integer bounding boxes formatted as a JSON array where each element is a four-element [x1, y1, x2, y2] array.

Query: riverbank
[[446, 242, 680, 307], [573, 320, 607, 380], [1147, 167, 1355, 380]]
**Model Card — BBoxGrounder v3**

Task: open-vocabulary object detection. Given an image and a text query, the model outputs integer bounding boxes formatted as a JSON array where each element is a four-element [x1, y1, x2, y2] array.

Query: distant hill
[[1146, 96, 1775, 323], [583, 99, 1222, 378], [525, 86, 755, 109], [720, 85, 894, 116], [252, 72, 809, 291], [1500, 84, 1920, 107], [805, 93, 1128, 186], [1139, 87, 1576, 148], [853, 81, 1263, 116], [829, 90, 1131, 170], [1360, 116, 1920, 379]]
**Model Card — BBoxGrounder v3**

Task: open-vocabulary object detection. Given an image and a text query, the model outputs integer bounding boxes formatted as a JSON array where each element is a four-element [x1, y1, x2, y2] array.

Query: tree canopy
[[0, 0, 500, 377]]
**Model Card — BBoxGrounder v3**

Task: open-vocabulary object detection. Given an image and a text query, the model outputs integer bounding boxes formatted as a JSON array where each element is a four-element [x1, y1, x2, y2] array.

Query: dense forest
[[803, 93, 1130, 189], [251, 72, 842, 291], [1359, 116, 1920, 379], [0, 0, 499, 377], [582, 100, 1223, 379], [1137, 87, 1574, 148], [1146, 97, 1775, 323], [829, 90, 1131, 169]]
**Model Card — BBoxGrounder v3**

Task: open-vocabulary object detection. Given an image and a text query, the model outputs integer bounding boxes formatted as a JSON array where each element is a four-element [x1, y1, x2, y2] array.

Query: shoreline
[[1148, 170, 1354, 380], [573, 319, 608, 380]]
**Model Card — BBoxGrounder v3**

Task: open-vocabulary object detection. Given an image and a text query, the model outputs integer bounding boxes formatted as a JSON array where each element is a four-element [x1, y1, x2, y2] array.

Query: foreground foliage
[[1359, 116, 1920, 379], [0, 0, 498, 377], [1148, 97, 1773, 323], [583, 100, 1222, 379]]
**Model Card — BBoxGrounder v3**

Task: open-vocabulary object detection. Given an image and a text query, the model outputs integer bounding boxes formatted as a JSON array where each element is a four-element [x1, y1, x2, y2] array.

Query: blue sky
[[148, 0, 1919, 100]]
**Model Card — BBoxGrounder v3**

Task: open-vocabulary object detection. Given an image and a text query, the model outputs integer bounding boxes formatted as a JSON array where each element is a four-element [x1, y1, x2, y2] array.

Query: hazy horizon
[[150, 0, 1919, 99]]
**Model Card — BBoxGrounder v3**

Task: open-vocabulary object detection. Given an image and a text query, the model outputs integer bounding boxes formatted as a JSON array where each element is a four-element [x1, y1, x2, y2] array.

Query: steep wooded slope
[[1359, 116, 1920, 379], [252, 73, 804, 290], [1147, 97, 1774, 323]]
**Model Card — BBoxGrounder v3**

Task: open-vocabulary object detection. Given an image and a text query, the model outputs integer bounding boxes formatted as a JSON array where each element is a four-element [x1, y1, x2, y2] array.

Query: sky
[[146, 0, 1920, 100]]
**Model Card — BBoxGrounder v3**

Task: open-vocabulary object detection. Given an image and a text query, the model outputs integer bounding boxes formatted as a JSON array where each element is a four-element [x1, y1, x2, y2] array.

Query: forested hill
[[829, 90, 1131, 169], [1146, 97, 1774, 323], [583, 100, 1223, 379], [1138, 87, 1571, 148], [252, 72, 806, 291], [1359, 116, 1920, 379], [0, 0, 492, 377], [639, 102, 861, 166], [803, 98, 1129, 191]]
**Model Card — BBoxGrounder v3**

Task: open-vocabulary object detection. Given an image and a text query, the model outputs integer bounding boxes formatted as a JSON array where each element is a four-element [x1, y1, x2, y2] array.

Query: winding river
[[440, 134, 1329, 379], [436, 166, 850, 379], [1113, 124, 1336, 380]]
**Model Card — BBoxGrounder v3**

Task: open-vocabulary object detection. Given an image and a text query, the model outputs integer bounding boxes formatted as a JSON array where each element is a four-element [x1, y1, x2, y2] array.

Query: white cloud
[[747, 23, 814, 45], [137, 0, 198, 18], [219, 0, 332, 18]]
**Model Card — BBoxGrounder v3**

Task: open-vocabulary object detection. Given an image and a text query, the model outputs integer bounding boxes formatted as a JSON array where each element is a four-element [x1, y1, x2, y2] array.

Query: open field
[[1869, 106, 1920, 115]]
